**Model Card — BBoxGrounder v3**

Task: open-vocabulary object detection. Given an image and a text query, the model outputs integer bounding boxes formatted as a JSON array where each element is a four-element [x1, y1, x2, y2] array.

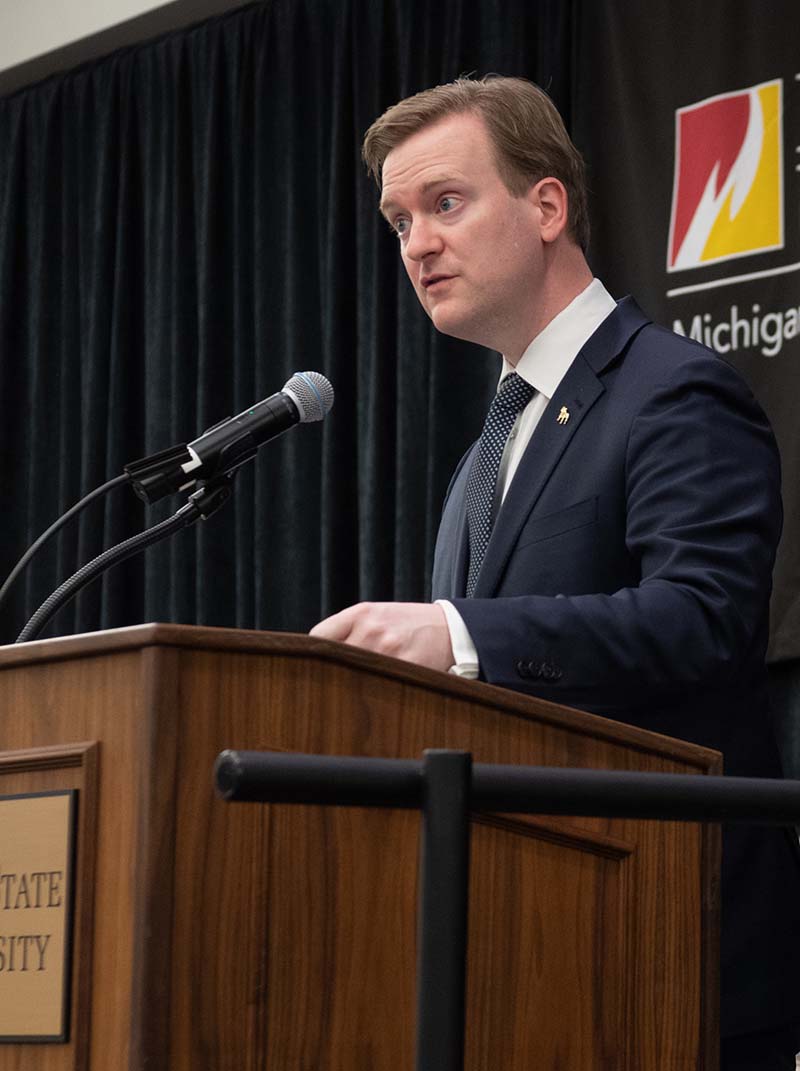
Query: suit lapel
[[450, 448, 474, 597], [431, 441, 476, 599], [471, 355, 603, 597], [471, 298, 650, 598]]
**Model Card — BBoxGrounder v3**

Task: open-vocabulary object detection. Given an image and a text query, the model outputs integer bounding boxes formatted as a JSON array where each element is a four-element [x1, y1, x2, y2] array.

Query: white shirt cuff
[[435, 599, 480, 678]]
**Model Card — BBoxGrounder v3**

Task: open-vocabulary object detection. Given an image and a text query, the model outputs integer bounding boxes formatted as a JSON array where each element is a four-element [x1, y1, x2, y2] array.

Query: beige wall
[[0, 0, 246, 95]]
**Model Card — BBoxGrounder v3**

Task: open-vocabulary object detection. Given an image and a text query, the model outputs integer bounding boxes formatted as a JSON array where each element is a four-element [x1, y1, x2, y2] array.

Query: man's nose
[[404, 217, 443, 262]]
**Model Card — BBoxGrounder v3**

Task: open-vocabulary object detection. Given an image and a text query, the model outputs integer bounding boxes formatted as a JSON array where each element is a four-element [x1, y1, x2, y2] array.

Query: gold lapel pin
[[557, 406, 570, 425]]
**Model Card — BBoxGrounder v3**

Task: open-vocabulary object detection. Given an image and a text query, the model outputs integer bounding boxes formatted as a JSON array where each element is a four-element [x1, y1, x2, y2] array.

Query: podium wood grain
[[0, 625, 720, 1070]]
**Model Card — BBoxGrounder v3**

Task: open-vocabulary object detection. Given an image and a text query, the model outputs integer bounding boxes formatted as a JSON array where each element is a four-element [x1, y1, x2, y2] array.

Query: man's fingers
[[309, 605, 363, 642], [309, 602, 454, 672]]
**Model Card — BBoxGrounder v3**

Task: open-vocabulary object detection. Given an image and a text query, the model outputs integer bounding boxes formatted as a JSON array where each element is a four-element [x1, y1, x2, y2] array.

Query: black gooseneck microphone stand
[[15, 475, 233, 644]]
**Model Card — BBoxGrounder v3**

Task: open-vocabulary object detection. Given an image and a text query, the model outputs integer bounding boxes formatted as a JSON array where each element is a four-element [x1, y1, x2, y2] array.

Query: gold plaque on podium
[[0, 791, 76, 1042]]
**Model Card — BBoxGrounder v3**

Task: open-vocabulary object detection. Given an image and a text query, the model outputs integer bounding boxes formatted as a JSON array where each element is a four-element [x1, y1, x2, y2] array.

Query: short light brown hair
[[362, 75, 589, 252]]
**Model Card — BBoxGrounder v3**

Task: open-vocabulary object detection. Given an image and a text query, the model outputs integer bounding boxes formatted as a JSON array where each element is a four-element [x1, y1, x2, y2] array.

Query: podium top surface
[[0, 622, 721, 771]]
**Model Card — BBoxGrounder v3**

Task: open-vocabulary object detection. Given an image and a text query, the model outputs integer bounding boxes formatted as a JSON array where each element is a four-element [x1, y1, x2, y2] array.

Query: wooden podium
[[0, 624, 720, 1070]]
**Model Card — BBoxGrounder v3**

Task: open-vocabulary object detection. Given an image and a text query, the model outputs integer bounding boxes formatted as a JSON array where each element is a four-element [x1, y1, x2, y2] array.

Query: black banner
[[574, 0, 800, 660]]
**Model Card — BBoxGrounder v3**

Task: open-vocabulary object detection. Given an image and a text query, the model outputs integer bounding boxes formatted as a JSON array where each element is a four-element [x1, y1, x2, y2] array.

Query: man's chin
[[429, 305, 477, 343]]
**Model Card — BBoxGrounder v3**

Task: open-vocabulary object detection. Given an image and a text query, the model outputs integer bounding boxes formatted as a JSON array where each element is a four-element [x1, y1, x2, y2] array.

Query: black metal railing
[[214, 748, 800, 1071]]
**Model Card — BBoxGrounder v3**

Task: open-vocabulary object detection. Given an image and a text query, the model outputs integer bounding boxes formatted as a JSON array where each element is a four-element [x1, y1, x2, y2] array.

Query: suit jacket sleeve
[[449, 352, 782, 713]]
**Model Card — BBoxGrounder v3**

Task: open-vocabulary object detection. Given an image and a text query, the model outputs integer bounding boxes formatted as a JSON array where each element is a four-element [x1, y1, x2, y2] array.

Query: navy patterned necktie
[[465, 372, 536, 597]]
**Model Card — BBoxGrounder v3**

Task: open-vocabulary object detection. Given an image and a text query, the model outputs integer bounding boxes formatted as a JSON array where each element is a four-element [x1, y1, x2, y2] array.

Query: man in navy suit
[[311, 75, 800, 1067]]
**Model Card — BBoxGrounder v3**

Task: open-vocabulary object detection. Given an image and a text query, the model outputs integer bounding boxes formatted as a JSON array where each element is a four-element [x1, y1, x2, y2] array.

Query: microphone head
[[283, 371, 334, 423]]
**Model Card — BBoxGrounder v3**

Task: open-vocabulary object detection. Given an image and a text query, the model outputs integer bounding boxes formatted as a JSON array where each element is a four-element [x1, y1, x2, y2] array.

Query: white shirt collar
[[500, 278, 617, 400]]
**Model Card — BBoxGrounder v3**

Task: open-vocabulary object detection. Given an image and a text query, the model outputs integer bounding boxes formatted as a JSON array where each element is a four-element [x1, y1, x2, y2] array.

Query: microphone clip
[[124, 423, 260, 505], [124, 444, 194, 504]]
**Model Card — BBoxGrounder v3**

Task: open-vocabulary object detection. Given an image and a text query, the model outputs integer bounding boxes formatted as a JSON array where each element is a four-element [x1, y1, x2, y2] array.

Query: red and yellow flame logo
[[668, 80, 783, 271]]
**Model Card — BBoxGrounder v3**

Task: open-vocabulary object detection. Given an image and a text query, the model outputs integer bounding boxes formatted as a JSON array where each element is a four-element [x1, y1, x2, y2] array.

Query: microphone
[[125, 371, 334, 504]]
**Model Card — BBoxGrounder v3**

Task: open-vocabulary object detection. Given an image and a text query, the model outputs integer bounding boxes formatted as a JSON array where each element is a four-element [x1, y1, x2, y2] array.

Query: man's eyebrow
[[379, 176, 461, 218]]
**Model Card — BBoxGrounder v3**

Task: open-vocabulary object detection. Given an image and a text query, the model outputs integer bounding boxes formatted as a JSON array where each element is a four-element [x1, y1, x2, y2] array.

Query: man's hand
[[309, 602, 455, 673]]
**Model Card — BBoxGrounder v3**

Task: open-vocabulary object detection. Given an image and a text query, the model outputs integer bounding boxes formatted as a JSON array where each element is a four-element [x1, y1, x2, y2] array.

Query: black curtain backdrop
[[0, 0, 571, 643]]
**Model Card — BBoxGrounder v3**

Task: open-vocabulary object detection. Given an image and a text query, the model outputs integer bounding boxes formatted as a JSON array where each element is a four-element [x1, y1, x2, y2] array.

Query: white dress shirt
[[437, 278, 617, 676]]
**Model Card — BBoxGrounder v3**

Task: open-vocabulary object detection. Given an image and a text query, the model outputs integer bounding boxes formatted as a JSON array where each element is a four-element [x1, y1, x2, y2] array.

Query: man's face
[[379, 112, 544, 359]]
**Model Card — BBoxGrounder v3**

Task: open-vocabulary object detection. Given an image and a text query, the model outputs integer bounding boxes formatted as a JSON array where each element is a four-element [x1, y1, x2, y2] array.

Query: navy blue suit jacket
[[432, 297, 800, 1036]]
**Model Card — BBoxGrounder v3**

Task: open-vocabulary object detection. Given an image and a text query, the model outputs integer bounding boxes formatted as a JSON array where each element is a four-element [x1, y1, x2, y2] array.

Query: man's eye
[[392, 217, 409, 236], [439, 196, 457, 213]]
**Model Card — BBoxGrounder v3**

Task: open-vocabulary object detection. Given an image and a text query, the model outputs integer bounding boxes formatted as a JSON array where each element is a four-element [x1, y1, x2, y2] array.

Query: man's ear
[[527, 177, 569, 243]]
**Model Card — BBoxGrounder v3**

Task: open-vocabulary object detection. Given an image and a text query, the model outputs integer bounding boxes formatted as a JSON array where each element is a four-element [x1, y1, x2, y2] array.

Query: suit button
[[516, 659, 530, 679]]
